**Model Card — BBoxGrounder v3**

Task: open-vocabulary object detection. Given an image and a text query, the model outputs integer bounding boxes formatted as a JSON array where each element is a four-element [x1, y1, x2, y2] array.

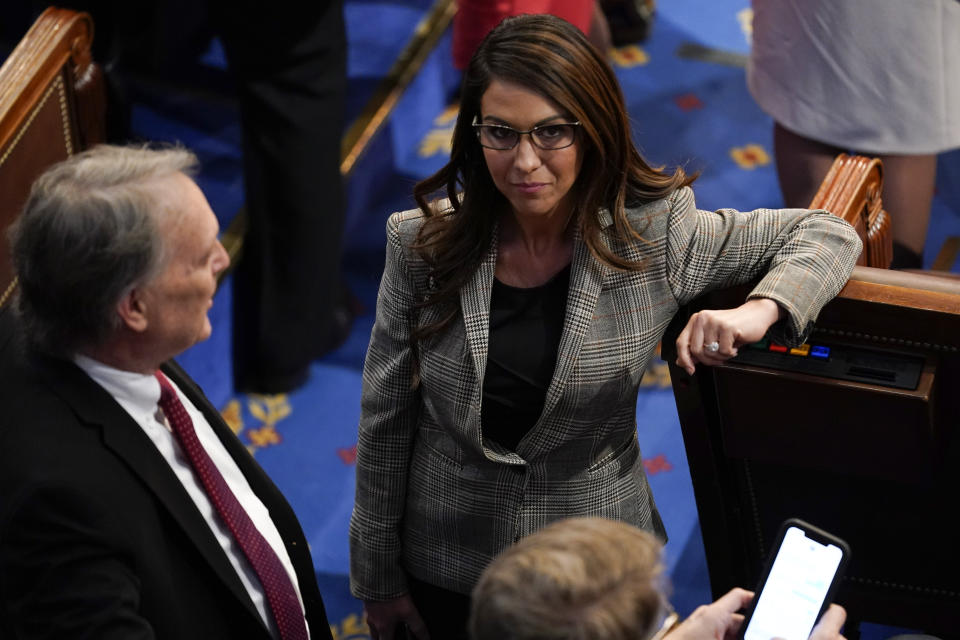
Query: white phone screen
[[743, 526, 843, 640]]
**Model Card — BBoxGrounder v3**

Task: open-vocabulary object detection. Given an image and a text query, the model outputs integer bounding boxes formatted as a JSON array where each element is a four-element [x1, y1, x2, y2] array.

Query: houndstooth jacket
[[349, 186, 861, 600]]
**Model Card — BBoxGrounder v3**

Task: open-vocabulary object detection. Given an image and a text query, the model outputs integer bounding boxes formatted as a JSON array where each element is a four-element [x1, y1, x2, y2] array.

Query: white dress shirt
[[74, 355, 310, 639]]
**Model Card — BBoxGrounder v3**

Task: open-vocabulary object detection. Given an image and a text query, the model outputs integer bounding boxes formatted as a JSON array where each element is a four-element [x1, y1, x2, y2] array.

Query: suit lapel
[[538, 219, 611, 424], [460, 227, 499, 392], [463, 216, 611, 449], [164, 362, 305, 570], [42, 358, 266, 631], [163, 360, 328, 634]]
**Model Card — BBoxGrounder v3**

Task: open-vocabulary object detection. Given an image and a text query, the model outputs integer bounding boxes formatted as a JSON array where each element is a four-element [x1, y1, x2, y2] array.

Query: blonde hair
[[470, 517, 666, 640]]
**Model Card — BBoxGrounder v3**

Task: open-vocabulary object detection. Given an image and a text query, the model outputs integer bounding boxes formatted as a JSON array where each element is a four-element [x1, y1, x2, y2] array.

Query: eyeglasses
[[472, 116, 581, 150]]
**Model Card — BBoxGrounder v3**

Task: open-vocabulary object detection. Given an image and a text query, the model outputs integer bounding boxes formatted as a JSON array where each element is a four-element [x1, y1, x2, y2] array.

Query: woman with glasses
[[350, 14, 861, 640]]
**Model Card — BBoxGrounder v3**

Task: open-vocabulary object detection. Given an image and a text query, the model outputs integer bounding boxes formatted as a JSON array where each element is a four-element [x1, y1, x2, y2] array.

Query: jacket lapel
[[42, 358, 266, 630], [537, 216, 611, 424], [460, 227, 499, 393], [463, 215, 611, 453], [165, 361, 328, 630]]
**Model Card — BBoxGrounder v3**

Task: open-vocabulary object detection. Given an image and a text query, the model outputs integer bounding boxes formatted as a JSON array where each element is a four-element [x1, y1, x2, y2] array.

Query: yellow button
[[789, 343, 811, 356]]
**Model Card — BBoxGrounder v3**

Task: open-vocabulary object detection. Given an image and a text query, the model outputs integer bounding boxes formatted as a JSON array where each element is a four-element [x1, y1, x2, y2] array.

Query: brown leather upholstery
[[810, 153, 892, 269], [664, 163, 960, 633], [0, 7, 105, 308]]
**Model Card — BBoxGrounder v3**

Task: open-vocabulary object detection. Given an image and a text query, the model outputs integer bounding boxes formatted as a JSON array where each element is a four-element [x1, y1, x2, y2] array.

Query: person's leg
[[878, 153, 938, 269], [775, 123, 939, 269], [772, 122, 844, 208], [404, 576, 472, 640], [588, 1, 613, 54], [600, 0, 656, 47], [217, 0, 351, 393]]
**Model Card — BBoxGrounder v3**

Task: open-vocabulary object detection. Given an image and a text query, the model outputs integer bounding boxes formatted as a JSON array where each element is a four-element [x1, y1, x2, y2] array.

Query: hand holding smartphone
[[738, 518, 850, 640]]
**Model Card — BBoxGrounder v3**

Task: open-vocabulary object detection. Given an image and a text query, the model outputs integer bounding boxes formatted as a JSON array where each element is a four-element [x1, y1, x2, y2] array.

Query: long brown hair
[[411, 14, 695, 342]]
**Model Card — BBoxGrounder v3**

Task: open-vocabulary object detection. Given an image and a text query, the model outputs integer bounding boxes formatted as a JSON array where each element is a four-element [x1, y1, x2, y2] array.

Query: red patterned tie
[[155, 371, 308, 640]]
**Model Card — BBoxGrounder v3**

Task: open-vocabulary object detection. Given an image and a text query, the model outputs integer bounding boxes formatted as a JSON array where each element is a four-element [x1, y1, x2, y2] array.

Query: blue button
[[810, 345, 830, 359]]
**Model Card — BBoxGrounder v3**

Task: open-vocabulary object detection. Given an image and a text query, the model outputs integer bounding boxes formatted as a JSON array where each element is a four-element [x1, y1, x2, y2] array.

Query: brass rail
[[340, 0, 456, 176], [219, 0, 457, 272]]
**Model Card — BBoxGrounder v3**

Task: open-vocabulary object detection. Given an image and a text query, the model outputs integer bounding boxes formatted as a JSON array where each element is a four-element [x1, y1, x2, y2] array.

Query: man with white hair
[[0, 145, 332, 640]]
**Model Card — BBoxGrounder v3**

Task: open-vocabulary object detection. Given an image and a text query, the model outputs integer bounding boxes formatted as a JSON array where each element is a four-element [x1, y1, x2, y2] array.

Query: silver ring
[[704, 341, 720, 353]]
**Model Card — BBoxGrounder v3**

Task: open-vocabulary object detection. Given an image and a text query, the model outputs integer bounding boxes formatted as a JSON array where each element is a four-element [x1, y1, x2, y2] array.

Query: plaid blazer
[[349, 186, 861, 600]]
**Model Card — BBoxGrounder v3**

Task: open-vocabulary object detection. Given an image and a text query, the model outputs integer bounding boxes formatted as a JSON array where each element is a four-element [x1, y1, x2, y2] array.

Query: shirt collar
[[73, 353, 162, 414]]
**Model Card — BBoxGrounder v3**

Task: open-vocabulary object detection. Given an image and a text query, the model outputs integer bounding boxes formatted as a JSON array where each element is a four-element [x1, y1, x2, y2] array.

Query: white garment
[[74, 355, 310, 640], [748, 0, 960, 154]]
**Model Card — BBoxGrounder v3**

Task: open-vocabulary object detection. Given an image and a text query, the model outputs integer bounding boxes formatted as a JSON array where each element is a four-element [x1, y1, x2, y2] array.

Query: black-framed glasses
[[472, 116, 581, 150]]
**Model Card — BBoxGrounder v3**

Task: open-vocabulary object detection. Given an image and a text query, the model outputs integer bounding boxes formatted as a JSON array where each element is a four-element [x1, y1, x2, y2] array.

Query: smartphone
[[738, 518, 851, 640]]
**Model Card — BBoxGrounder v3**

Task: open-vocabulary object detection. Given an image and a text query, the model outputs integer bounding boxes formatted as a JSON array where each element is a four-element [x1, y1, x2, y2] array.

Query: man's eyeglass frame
[[472, 116, 581, 151]]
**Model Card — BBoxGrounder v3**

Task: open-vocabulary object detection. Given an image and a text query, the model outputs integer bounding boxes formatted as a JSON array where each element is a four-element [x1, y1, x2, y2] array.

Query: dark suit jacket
[[0, 312, 333, 640]]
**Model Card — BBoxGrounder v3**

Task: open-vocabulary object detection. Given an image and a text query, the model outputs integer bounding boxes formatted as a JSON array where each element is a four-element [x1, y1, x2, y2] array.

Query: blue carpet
[[123, 0, 960, 636]]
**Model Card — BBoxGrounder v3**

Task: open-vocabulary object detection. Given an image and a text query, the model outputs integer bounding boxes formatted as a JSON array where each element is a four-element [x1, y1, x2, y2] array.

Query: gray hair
[[10, 143, 198, 356]]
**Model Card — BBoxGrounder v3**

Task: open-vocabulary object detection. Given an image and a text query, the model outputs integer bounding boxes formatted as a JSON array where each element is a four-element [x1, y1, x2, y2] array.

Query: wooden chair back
[[810, 153, 892, 268], [0, 7, 105, 308]]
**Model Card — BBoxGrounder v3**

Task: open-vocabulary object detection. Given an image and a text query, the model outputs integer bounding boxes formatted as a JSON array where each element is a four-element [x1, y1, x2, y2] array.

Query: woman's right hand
[[364, 595, 431, 640]]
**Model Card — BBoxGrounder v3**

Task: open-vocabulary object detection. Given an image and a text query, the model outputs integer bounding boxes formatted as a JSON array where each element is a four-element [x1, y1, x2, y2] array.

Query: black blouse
[[481, 264, 570, 451]]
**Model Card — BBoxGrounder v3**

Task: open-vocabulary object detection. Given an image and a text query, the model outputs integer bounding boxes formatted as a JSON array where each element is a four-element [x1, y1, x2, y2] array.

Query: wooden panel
[[715, 360, 940, 483], [663, 270, 960, 634], [0, 73, 74, 302], [0, 8, 103, 308]]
